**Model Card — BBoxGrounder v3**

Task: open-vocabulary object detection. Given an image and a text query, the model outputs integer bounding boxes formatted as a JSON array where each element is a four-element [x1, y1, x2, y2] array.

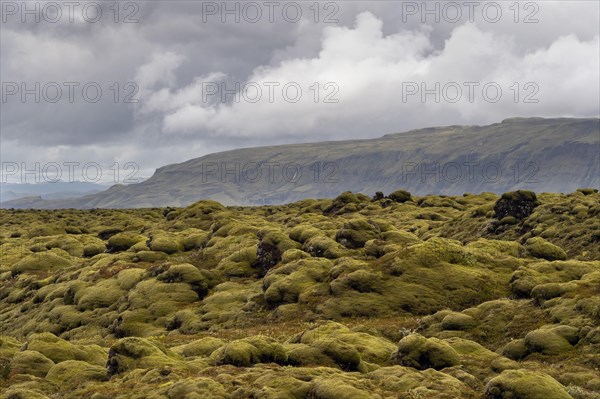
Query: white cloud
[[142, 12, 599, 140]]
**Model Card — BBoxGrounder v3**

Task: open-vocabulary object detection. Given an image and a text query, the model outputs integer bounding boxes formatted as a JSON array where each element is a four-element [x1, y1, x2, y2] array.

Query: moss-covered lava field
[[1, 189, 599, 399]]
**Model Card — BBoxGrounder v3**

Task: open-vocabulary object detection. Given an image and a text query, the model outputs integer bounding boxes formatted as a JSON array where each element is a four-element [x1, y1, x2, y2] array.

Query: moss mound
[[11, 251, 72, 276], [210, 336, 287, 367], [45, 360, 106, 385], [10, 350, 55, 377], [392, 333, 460, 370], [107, 232, 146, 252], [485, 369, 573, 399], [441, 312, 477, 331], [525, 237, 568, 261], [388, 189, 412, 203], [148, 234, 183, 254], [335, 218, 380, 249]]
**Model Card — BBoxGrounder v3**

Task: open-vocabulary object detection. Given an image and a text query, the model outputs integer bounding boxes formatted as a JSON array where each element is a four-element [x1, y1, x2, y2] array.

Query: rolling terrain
[[0, 188, 599, 398], [2, 117, 598, 209]]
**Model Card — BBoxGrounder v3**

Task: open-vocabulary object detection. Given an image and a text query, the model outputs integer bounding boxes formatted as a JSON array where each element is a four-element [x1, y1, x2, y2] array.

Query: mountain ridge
[[2, 117, 598, 209]]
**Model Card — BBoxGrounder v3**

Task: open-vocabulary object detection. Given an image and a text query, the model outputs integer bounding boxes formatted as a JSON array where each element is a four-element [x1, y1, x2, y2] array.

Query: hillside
[[0, 182, 107, 203], [1, 188, 599, 398], [2, 117, 598, 209]]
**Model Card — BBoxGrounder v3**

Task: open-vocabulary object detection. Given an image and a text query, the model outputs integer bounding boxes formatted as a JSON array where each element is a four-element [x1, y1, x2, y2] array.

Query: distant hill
[[2, 117, 598, 209], [0, 182, 107, 203]]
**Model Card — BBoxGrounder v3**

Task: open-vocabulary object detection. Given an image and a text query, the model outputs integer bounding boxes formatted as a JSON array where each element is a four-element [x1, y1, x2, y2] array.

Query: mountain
[[2, 117, 598, 209], [0, 182, 108, 203]]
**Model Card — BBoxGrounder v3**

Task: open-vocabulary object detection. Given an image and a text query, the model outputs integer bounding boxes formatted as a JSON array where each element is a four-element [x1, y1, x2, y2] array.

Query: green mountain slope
[[3, 117, 598, 208]]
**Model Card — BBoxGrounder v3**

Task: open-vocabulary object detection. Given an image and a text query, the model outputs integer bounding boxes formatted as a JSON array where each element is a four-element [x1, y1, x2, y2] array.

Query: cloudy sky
[[1, 1, 599, 183]]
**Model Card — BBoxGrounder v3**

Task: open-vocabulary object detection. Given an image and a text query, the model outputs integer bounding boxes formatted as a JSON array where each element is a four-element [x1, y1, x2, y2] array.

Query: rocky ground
[[0, 189, 599, 399]]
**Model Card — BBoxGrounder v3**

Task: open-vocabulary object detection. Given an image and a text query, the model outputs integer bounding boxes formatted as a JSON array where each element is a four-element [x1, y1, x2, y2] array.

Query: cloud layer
[[1, 1, 599, 181]]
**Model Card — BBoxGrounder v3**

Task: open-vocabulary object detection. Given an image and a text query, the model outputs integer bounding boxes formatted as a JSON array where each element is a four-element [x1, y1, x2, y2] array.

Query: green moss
[[259, 229, 301, 254], [388, 190, 412, 203], [286, 344, 337, 368], [490, 357, 519, 373], [501, 339, 528, 360], [133, 250, 168, 262], [2, 389, 51, 399], [281, 249, 311, 263], [178, 228, 209, 251], [381, 230, 421, 246], [401, 237, 477, 267], [157, 263, 212, 297], [318, 339, 363, 371], [576, 188, 598, 196], [107, 232, 146, 252], [166, 309, 203, 333], [45, 360, 106, 385], [47, 305, 88, 330], [27, 225, 66, 238], [309, 378, 374, 399], [368, 365, 473, 397], [531, 282, 577, 301], [485, 369, 574, 399], [22, 332, 100, 364], [83, 242, 106, 257], [510, 260, 597, 298], [251, 373, 312, 399], [148, 234, 183, 254], [441, 312, 477, 331], [0, 192, 598, 398], [500, 216, 518, 225], [106, 337, 182, 376], [76, 279, 124, 311], [244, 336, 288, 364], [289, 321, 396, 369], [210, 336, 287, 367], [525, 237, 568, 261], [175, 337, 225, 357], [289, 225, 323, 244], [11, 251, 72, 276], [210, 340, 259, 367], [128, 278, 199, 318], [97, 228, 123, 240], [335, 218, 380, 249], [303, 235, 347, 259], [330, 269, 384, 294], [263, 258, 330, 306], [324, 191, 369, 214], [166, 378, 228, 399], [392, 334, 460, 370], [0, 336, 22, 358], [525, 327, 575, 356], [116, 268, 146, 290], [39, 234, 84, 257], [10, 350, 55, 377]]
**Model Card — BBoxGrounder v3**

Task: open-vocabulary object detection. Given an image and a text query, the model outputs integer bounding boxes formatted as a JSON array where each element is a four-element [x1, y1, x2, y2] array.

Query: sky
[[1, 0, 599, 183]]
